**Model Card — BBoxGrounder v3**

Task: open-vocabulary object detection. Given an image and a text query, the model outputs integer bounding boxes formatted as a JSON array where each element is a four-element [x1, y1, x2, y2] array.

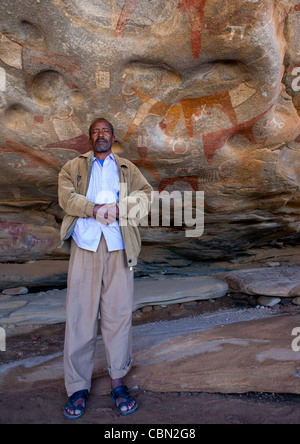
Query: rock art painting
[[114, 0, 142, 37], [123, 80, 263, 164], [0, 0, 299, 263], [178, 0, 207, 58]]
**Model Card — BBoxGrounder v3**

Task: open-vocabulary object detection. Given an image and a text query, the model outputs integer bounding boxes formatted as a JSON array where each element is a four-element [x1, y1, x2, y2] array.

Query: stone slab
[[2, 311, 300, 396], [0, 262, 69, 292], [0, 277, 228, 335], [257, 296, 281, 307], [0, 0, 300, 268], [134, 276, 228, 309], [126, 313, 300, 395], [226, 267, 300, 297], [2, 287, 29, 296]]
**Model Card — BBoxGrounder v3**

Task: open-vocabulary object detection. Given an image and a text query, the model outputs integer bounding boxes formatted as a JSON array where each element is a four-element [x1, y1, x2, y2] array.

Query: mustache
[[94, 137, 111, 152]]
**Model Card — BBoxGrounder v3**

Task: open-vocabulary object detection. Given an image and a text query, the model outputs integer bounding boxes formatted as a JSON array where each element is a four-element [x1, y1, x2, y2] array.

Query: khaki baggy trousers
[[64, 236, 134, 396]]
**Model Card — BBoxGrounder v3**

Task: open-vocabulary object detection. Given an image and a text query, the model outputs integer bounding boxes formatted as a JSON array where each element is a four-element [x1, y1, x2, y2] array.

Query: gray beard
[[94, 139, 110, 153]]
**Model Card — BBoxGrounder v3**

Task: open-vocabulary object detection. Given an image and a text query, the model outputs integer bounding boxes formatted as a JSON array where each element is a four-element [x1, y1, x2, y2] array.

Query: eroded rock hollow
[[0, 0, 299, 266]]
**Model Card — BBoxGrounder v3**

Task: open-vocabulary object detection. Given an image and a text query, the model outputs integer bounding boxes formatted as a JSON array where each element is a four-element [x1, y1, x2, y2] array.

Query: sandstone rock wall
[[0, 0, 299, 263]]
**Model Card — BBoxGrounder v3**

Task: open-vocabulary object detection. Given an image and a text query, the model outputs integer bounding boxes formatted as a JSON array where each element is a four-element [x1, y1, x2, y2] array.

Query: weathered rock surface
[[226, 266, 300, 297], [134, 276, 228, 309], [0, 276, 228, 335], [257, 296, 282, 307], [0, 0, 299, 265], [127, 313, 300, 394], [2, 311, 300, 396], [1, 286, 28, 296], [0, 261, 69, 292]]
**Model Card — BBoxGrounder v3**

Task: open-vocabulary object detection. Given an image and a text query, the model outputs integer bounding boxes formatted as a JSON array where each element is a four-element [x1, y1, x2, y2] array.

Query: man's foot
[[111, 384, 138, 415], [64, 390, 89, 419]]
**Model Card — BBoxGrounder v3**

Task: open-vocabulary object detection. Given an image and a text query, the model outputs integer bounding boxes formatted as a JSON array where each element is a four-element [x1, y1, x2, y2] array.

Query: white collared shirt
[[72, 153, 125, 252]]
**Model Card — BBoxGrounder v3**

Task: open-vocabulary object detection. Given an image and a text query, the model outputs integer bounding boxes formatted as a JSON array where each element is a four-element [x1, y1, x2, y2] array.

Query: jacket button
[[128, 259, 132, 263]]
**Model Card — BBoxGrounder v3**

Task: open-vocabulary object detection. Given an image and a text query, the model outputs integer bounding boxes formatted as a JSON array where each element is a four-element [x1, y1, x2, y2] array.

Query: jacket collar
[[114, 153, 128, 169], [80, 150, 128, 168], [79, 150, 93, 159]]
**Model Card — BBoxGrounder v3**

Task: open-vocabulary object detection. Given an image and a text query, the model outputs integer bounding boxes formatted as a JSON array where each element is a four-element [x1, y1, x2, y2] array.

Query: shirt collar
[[93, 152, 115, 163]]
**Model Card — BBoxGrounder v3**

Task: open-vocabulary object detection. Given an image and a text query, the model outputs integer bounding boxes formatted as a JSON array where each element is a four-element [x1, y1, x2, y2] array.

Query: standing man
[[58, 118, 153, 418]]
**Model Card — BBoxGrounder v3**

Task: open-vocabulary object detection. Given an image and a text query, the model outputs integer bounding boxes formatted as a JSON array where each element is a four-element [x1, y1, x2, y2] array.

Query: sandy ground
[[1, 296, 300, 425], [1, 383, 300, 425]]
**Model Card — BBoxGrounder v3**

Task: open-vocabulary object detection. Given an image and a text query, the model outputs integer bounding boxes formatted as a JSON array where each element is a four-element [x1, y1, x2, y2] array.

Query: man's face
[[90, 120, 115, 154]]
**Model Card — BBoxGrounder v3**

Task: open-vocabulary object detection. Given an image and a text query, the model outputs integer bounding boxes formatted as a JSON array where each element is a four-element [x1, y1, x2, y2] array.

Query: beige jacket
[[58, 150, 153, 267]]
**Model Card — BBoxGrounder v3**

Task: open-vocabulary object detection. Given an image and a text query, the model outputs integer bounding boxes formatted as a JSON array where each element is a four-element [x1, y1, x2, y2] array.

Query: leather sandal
[[63, 389, 89, 420], [111, 385, 138, 416]]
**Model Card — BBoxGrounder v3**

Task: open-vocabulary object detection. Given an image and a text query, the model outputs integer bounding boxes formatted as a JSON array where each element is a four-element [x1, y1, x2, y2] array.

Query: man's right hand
[[93, 203, 119, 225]]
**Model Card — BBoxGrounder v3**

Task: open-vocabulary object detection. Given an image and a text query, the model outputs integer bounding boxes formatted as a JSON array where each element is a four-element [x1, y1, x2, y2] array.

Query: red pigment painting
[[0, 219, 53, 252], [124, 85, 241, 142], [28, 50, 81, 77], [178, 0, 207, 58], [202, 106, 272, 164], [45, 134, 91, 154], [0, 140, 60, 169], [115, 0, 141, 36], [158, 175, 199, 192]]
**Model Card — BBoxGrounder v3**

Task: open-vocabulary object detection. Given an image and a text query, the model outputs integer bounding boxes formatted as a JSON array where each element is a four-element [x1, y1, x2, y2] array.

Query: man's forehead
[[91, 120, 111, 129]]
